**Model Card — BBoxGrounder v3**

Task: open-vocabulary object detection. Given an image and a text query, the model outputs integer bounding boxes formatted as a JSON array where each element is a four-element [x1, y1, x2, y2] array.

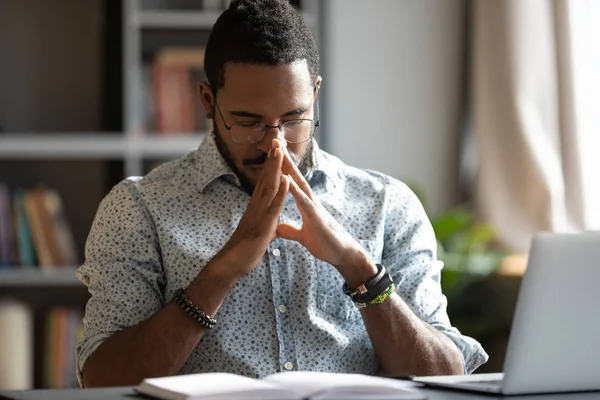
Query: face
[[200, 60, 321, 194]]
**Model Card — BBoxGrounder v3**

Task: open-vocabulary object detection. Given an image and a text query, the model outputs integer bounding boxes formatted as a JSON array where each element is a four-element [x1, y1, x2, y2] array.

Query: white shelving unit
[[0, 0, 323, 389], [0, 0, 322, 284]]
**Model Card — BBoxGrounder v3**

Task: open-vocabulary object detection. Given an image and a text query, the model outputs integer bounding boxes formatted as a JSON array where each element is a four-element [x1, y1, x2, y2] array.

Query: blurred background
[[0, 0, 598, 390]]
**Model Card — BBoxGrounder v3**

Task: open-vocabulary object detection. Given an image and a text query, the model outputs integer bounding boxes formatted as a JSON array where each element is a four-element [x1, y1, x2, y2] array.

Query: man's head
[[199, 0, 321, 194]]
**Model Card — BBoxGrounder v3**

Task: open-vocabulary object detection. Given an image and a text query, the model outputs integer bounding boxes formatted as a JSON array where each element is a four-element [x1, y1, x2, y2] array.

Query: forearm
[[361, 292, 464, 376], [337, 250, 464, 376], [82, 257, 239, 387]]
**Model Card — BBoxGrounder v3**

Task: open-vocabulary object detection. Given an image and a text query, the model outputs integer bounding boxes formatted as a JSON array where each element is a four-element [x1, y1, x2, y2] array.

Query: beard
[[212, 121, 314, 195]]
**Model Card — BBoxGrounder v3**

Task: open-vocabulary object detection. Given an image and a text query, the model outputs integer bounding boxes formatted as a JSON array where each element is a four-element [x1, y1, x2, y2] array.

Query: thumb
[[276, 222, 303, 244]]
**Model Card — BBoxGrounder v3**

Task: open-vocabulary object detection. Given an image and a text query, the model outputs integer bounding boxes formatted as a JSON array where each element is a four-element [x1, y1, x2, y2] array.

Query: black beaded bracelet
[[173, 288, 216, 329]]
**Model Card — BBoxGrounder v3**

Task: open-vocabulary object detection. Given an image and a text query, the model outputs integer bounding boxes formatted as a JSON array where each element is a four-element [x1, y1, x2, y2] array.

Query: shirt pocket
[[315, 239, 382, 321]]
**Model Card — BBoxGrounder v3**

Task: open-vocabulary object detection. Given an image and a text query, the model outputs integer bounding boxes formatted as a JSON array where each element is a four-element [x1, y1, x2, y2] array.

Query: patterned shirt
[[76, 135, 488, 385]]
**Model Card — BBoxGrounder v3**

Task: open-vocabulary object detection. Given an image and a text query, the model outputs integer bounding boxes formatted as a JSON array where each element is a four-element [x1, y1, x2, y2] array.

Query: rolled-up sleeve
[[75, 179, 165, 387], [382, 180, 489, 374]]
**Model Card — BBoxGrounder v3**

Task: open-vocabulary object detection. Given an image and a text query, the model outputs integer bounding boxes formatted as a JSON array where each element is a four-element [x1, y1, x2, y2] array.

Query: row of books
[[43, 307, 84, 389], [0, 303, 83, 390], [137, 47, 213, 136], [0, 183, 77, 269]]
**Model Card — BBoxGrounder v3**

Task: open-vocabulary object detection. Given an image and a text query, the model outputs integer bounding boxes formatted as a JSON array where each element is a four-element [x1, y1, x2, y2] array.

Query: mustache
[[242, 153, 268, 166]]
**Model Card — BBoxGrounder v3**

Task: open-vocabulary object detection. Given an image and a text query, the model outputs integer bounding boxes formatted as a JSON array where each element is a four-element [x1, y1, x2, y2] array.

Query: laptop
[[414, 232, 600, 395]]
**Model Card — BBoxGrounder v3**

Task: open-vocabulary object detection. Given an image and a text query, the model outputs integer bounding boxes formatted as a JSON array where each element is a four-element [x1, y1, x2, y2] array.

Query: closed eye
[[283, 119, 305, 126], [236, 121, 262, 128]]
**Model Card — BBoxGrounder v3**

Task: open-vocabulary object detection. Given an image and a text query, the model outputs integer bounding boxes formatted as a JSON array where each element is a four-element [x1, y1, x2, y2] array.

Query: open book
[[136, 371, 424, 400]]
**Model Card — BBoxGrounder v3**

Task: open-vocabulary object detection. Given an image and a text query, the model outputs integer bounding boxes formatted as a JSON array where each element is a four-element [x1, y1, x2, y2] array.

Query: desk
[[2, 387, 600, 400]]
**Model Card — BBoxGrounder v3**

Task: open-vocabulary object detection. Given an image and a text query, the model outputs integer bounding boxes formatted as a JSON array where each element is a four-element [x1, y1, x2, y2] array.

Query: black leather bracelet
[[173, 288, 216, 329], [342, 264, 386, 298], [351, 272, 394, 304]]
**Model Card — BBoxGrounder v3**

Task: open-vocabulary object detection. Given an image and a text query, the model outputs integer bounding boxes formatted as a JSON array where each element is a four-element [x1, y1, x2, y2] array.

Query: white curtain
[[472, 0, 600, 252]]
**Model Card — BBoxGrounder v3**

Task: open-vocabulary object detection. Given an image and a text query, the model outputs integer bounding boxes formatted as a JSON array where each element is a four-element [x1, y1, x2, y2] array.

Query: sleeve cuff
[[433, 325, 490, 374], [76, 331, 116, 388]]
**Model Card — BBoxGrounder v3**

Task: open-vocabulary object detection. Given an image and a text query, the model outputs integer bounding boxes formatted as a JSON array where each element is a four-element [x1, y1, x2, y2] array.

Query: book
[[14, 189, 37, 267], [0, 300, 33, 390], [44, 189, 78, 266], [136, 371, 423, 400], [24, 187, 66, 268], [0, 183, 13, 267], [153, 47, 206, 135]]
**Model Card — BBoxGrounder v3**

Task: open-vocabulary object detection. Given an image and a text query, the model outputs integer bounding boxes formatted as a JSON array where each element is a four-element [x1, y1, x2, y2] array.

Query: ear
[[314, 75, 323, 96], [199, 81, 214, 118]]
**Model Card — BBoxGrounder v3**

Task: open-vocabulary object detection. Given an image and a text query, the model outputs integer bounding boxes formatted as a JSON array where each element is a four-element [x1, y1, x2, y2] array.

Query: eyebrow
[[229, 107, 309, 119]]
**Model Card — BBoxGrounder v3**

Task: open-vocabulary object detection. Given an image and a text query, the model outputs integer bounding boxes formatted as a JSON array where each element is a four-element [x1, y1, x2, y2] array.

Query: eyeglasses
[[214, 89, 320, 145]]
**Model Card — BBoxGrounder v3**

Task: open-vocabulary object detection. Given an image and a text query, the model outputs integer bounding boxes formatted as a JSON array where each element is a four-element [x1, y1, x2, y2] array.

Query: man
[[77, 0, 488, 388]]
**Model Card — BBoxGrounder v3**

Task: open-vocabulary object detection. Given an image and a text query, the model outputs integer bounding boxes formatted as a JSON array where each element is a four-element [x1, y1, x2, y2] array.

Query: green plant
[[407, 183, 506, 300], [432, 208, 505, 300]]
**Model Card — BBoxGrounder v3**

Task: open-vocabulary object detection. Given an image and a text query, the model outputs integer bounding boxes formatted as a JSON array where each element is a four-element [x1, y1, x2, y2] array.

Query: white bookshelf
[[0, 0, 323, 389]]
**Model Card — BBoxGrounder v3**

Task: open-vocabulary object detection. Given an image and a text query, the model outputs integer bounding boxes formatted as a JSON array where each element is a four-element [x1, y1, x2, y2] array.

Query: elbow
[[81, 348, 133, 388], [81, 358, 114, 388], [439, 343, 466, 375]]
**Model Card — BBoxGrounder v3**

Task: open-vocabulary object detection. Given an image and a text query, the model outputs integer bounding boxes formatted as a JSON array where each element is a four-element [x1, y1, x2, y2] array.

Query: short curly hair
[[204, 0, 320, 93]]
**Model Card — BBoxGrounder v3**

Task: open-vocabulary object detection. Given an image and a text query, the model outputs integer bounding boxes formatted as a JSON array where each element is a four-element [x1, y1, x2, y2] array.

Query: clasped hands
[[218, 139, 376, 286]]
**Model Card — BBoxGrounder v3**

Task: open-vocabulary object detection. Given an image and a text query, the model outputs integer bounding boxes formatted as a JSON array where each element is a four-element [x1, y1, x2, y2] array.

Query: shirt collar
[[196, 134, 238, 193], [195, 134, 339, 193], [305, 139, 340, 190]]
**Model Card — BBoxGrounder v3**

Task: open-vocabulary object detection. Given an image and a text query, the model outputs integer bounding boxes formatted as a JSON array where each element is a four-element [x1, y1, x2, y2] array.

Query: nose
[[256, 125, 286, 153]]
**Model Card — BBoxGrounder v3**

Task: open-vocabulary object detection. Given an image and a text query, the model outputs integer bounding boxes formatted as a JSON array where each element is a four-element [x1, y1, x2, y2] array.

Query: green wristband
[[357, 283, 395, 309]]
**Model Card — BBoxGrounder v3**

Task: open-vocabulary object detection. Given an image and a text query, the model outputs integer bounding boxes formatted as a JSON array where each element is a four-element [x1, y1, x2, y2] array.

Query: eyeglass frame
[[213, 86, 320, 145]]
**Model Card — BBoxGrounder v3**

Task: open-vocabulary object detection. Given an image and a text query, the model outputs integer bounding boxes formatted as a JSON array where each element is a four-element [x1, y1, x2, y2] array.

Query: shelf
[[133, 133, 206, 158], [133, 10, 316, 30], [0, 267, 82, 287], [0, 133, 125, 159], [0, 133, 206, 159], [133, 10, 221, 29]]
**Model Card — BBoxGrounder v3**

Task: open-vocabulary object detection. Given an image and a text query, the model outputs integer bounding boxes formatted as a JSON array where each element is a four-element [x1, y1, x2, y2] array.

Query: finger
[[254, 145, 284, 202], [288, 177, 320, 219], [266, 138, 284, 158], [281, 146, 315, 201], [276, 222, 303, 243], [267, 174, 290, 216]]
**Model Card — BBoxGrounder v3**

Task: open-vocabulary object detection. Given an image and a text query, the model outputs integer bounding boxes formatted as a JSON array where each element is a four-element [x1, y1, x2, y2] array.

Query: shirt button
[[284, 362, 294, 370], [278, 305, 287, 313], [272, 248, 281, 257]]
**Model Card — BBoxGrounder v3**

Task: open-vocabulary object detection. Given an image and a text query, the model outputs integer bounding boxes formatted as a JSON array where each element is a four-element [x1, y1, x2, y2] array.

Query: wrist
[[336, 247, 378, 289], [187, 256, 241, 317]]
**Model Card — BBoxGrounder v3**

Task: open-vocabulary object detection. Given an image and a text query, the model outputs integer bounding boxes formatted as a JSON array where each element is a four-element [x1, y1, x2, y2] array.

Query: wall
[[0, 0, 102, 132], [322, 0, 467, 214]]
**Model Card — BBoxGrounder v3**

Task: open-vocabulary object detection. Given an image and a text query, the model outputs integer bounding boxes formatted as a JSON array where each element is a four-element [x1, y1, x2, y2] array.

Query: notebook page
[[263, 371, 423, 400], [137, 372, 294, 400]]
